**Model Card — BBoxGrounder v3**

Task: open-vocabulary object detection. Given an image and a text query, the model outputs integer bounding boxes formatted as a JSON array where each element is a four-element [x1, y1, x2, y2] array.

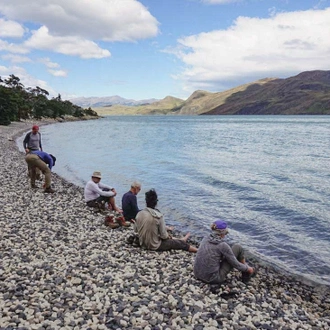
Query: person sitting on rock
[[134, 189, 197, 253], [122, 181, 141, 223], [84, 171, 122, 213], [25, 150, 56, 193], [194, 219, 255, 290]]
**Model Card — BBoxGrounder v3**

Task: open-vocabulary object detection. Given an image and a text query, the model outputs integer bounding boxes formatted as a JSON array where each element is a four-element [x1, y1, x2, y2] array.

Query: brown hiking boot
[[104, 215, 120, 229], [44, 187, 55, 193], [116, 216, 131, 227]]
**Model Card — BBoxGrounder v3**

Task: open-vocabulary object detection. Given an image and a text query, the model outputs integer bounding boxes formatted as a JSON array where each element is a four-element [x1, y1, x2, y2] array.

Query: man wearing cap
[[25, 150, 56, 193], [84, 171, 122, 213], [134, 189, 198, 253], [23, 125, 42, 153], [194, 220, 254, 287]]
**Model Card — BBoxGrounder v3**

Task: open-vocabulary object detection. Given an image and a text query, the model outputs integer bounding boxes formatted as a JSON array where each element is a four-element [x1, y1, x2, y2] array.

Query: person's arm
[[39, 132, 42, 151], [23, 133, 29, 152], [220, 243, 249, 272], [158, 215, 169, 240], [98, 182, 113, 191], [131, 195, 139, 215], [92, 182, 115, 197]]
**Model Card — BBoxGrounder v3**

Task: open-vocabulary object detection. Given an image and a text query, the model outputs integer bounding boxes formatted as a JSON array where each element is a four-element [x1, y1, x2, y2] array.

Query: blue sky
[[0, 0, 329, 101]]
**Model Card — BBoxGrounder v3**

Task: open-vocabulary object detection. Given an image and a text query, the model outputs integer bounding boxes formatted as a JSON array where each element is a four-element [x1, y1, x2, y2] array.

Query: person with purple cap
[[194, 219, 254, 288]]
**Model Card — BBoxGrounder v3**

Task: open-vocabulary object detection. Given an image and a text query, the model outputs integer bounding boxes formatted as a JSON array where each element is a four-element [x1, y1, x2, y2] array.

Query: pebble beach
[[1, 121, 330, 330]]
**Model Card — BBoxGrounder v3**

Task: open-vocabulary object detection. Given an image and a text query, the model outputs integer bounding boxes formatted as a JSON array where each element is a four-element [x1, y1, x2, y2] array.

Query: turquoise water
[[18, 116, 330, 286]]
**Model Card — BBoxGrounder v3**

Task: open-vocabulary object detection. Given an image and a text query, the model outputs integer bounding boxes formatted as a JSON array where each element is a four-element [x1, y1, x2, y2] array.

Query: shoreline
[[1, 121, 330, 329]]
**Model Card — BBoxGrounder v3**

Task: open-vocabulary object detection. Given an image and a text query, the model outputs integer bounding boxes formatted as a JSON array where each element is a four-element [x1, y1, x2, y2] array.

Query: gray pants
[[218, 244, 245, 283]]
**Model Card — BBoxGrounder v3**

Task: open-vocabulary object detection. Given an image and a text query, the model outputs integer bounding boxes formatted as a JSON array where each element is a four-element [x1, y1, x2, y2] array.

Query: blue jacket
[[31, 151, 54, 170]]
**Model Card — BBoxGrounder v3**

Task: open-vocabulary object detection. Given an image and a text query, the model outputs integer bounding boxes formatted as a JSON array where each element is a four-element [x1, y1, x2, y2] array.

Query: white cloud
[[39, 57, 60, 69], [24, 26, 111, 59], [0, 18, 25, 37], [0, 65, 56, 95], [0, 0, 159, 42], [1, 54, 31, 63], [38, 58, 67, 77], [171, 7, 330, 92], [48, 69, 67, 77], [0, 39, 29, 54]]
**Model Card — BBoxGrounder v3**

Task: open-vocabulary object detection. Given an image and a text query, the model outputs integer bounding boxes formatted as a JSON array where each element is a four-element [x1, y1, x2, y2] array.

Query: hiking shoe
[[209, 284, 221, 294], [117, 216, 131, 227], [44, 187, 55, 193], [242, 267, 257, 284], [106, 222, 120, 229], [31, 184, 37, 188]]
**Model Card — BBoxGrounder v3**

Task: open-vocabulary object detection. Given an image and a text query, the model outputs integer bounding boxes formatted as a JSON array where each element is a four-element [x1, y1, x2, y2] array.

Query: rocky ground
[[1, 121, 330, 330]]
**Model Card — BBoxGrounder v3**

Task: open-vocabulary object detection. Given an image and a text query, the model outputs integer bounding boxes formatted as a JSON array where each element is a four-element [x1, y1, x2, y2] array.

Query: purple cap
[[213, 220, 227, 230]]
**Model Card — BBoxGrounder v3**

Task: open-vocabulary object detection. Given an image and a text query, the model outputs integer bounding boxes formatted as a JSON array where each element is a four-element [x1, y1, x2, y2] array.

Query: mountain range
[[71, 70, 330, 115], [69, 95, 159, 108]]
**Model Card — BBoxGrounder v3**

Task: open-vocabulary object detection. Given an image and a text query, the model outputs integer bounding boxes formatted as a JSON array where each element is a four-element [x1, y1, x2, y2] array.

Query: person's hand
[[247, 267, 254, 274], [130, 219, 136, 224], [166, 226, 174, 231], [25, 148, 30, 154], [111, 188, 117, 196]]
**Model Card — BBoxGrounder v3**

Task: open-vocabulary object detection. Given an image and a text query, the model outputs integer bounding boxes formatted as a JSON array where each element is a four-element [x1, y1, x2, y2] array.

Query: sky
[[0, 0, 330, 101]]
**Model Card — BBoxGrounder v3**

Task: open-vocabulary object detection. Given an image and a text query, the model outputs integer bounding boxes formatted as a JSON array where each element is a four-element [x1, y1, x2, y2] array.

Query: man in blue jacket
[[25, 150, 56, 193], [122, 181, 141, 223]]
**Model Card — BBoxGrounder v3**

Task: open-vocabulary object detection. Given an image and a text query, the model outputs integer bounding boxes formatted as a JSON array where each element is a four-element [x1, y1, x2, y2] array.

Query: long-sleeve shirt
[[194, 234, 248, 283], [31, 150, 54, 170], [84, 180, 115, 202], [122, 191, 140, 221], [23, 132, 42, 151], [134, 208, 169, 250]]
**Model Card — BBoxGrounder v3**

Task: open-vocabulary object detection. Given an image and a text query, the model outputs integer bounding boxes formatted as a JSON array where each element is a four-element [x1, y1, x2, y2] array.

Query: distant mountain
[[84, 70, 330, 116], [176, 78, 275, 115], [70, 95, 159, 108], [202, 70, 330, 115], [94, 95, 184, 116]]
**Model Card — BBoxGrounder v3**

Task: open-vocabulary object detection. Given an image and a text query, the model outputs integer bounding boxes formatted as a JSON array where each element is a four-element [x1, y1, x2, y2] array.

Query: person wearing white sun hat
[[84, 171, 122, 213]]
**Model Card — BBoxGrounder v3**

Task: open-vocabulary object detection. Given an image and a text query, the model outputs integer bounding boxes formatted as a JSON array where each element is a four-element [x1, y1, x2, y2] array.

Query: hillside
[[91, 70, 330, 116], [176, 78, 275, 115], [203, 70, 330, 115], [94, 96, 184, 116]]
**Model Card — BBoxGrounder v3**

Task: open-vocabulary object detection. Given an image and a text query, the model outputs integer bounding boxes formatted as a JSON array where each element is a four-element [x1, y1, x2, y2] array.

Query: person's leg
[[218, 244, 245, 282], [108, 196, 122, 213], [157, 238, 197, 253], [34, 158, 52, 189], [25, 154, 37, 187]]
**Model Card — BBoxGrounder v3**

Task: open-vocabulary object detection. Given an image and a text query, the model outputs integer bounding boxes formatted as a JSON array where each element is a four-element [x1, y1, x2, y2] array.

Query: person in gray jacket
[[134, 189, 197, 253], [194, 220, 254, 286]]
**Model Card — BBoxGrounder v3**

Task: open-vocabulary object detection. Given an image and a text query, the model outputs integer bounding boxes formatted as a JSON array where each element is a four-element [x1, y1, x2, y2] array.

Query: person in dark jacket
[[122, 181, 141, 223], [194, 220, 254, 287], [25, 150, 56, 193]]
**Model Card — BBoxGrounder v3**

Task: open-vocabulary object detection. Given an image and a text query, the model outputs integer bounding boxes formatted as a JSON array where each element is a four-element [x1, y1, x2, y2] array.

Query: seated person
[[84, 171, 121, 213], [134, 189, 197, 253], [194, 220, 254, 287], [122, 181, 141, 223]]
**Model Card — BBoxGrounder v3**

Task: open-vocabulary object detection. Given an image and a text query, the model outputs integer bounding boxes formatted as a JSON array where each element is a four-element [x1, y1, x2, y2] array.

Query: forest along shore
[[1, 121, 330, 330]]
